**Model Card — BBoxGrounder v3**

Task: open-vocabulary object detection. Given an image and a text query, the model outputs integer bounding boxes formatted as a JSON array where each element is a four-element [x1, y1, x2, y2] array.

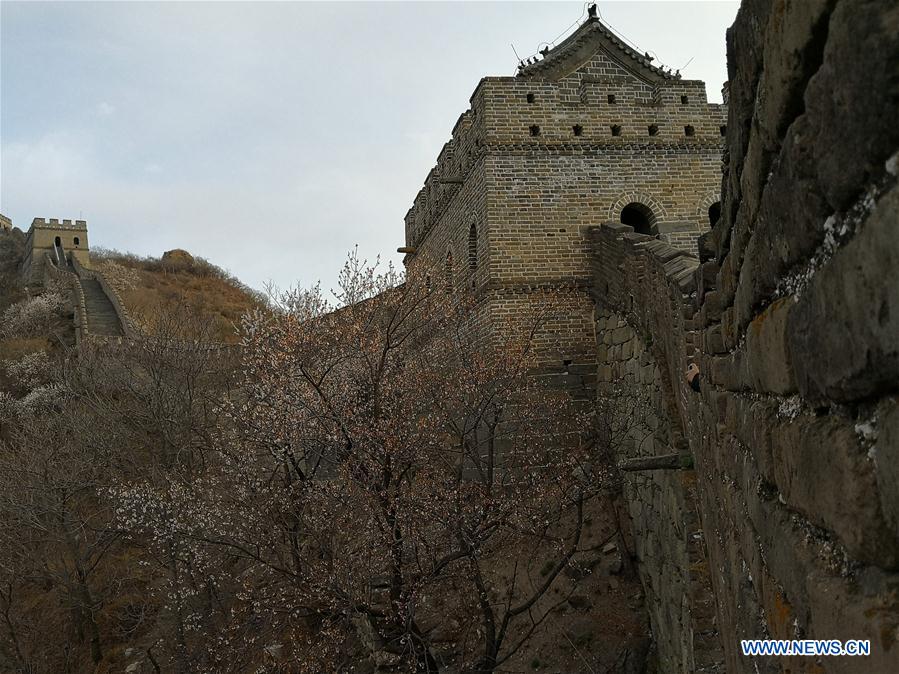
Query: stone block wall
[[695, 0, 899, 669], [42, 251, 89, 345], [595, 305, 723, 672], [588, 0, 899, 670]]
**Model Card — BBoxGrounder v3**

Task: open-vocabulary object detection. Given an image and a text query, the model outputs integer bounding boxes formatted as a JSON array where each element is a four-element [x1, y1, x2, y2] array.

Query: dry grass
[[0, 337, 53, 361], [93, 248, 266, 343]]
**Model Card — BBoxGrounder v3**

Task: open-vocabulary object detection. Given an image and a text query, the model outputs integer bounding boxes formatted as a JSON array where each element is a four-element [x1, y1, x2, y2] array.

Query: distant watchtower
[[21, 218, 90, 284], [399, 10, 726, 380]]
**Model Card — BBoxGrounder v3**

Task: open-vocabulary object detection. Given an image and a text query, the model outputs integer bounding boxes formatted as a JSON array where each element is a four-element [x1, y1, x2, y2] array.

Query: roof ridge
[[517, 17, 678, 82]]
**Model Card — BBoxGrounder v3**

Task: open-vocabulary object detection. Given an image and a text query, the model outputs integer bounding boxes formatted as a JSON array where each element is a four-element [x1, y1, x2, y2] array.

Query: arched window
[[620, 202, 655, 235], [54, 236, 61, 246], [445, 251, 454, 293], [73, 237, 80, 246], [468, 222, 478, 270], [708, 202, 721, 228]]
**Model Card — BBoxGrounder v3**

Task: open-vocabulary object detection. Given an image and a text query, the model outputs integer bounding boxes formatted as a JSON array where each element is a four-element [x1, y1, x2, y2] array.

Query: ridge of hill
[[91, 247, 266, 344]]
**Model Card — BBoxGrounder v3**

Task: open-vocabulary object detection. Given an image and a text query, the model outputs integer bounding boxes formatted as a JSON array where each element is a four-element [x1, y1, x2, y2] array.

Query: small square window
[[526, 93, 535, 103], [573, 124, 583, 136], [607, 94, 616, 104], [611, 124, 622, 137], [684, 125, 695, 137], [681, 95, 689, 105], [648, 124, 659, 136], [529, 125, 541, 136]]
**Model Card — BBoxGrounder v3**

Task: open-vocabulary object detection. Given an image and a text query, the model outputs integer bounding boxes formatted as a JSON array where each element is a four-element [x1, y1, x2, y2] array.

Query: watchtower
[[399, 11, 726, 385], [21, 217, 90, 284]]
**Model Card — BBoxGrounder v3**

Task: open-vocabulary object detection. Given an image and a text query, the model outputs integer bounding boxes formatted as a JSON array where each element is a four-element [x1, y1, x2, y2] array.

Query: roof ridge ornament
[[517, 9, 677, 82]]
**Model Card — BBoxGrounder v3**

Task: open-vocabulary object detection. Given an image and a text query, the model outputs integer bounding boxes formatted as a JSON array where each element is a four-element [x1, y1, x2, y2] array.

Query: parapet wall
[[590, 0, 899, 670], [590, 223, 718, 671], [71, 255, 135, 339], [42, 252, 89, 346]]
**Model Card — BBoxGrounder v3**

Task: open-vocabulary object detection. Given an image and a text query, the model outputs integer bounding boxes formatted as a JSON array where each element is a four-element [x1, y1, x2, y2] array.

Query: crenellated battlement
[[404, 102, 488, 251], [30, 217, 88, 230]]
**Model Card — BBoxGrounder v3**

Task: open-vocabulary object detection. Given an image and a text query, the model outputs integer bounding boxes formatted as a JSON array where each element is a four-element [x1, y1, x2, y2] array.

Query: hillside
[[92, 248, 266, 343]]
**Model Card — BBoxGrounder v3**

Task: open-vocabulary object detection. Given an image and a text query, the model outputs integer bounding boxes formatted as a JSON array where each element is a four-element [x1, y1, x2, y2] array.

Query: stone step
[[79, 278, 125, 336]]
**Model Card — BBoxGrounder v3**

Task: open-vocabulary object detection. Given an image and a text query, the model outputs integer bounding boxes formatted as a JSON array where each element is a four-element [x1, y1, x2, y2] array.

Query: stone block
[[612, 326, 631, 345], [744, 297, 796, 394], [730, 396, 778, 485], [721, 306, 739, 351], [805, 569, 899, 672], [704, 324, 727, 355], [770, 413, 899, 568], [875, 398, 899, 541], [708, 351, 746, 393], [801, 0, 899, 212], [788, 185, 899, 403], [717, 249, 740, 308]]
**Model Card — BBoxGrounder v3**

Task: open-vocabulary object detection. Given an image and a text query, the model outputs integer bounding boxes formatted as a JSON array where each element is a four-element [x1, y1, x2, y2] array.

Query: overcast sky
[[1, 1, 739, 294]]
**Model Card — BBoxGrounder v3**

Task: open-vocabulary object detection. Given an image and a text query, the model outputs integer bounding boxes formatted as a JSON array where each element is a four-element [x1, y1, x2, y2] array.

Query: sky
[[1, 1, 739, 295]]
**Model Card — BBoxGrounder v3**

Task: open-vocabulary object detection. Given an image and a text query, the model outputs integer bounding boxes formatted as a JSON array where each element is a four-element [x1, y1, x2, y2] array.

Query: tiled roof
[[517, 17, 677, 82]]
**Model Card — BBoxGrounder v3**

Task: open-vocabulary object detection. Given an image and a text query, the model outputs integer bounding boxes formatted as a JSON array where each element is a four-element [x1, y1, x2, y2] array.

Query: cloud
[[1, 1, 739, 294], [96, 101, 116, 116]]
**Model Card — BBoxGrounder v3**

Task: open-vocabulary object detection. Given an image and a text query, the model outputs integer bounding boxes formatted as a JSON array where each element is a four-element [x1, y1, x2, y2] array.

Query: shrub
[[0, 284, 68, 339]]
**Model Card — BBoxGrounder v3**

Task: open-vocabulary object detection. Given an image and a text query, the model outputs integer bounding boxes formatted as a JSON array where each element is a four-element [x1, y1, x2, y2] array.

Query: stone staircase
[[79, 277, 125, 337]]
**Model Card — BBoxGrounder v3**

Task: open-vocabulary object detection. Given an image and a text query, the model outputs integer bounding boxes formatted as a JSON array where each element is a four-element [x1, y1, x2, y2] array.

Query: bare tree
[[113, 252, 608, 672]]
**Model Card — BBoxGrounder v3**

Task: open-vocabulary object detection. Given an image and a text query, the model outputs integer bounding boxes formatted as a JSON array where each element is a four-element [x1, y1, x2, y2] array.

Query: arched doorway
[[620, 202, 655, 235], [708, 202, 721, 228]]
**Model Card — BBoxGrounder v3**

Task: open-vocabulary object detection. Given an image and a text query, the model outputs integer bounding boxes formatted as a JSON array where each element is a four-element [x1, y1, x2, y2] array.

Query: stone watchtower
[[21, 217, 90, 284], [400, 11, 726, 385]]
